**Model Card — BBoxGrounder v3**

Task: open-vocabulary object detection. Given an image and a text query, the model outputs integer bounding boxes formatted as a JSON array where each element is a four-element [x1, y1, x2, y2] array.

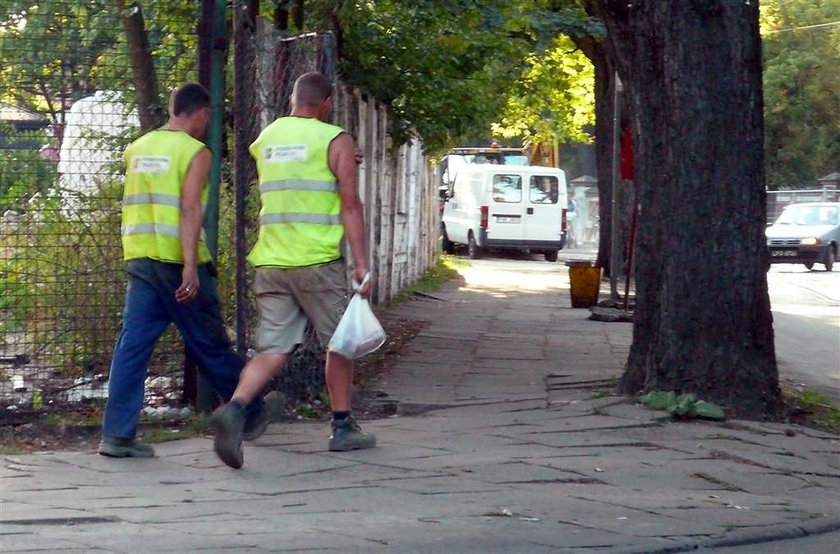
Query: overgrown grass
[[783, 388, 840, 434], [43, 411, 101, 427], [383, 254, 467, 308], [142, 414, 209, 444], [0, 444, 27, 455]]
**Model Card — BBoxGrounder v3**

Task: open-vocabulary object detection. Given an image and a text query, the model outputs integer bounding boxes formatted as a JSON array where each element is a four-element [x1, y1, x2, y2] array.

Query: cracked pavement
[[2, 256, 839, 553]]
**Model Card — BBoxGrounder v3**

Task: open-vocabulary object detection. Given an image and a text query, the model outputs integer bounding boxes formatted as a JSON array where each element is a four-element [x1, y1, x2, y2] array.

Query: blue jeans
[[102, 258, 259, 440]]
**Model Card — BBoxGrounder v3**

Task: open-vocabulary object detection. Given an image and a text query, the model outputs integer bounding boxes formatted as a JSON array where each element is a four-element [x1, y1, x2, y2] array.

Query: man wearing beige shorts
[[210, 72, 374, 469]]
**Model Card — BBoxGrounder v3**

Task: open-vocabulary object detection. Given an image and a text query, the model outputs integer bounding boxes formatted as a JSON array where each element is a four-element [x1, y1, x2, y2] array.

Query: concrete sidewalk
[[2, 258, 839, 553]]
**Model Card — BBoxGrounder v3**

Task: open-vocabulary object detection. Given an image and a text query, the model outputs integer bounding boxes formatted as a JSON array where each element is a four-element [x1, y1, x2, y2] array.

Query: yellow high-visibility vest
[[121, 129, 211, 264], [247, 116, 345, 267]]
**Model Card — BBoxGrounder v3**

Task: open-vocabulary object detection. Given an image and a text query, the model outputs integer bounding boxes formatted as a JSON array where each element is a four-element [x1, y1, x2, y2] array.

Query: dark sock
[[333, 411, 350, 421], [230, 400, 246, 412]]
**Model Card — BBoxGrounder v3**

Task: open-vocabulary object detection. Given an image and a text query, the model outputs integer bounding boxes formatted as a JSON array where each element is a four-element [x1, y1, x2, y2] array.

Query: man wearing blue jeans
[[99, 83, 275, 458]]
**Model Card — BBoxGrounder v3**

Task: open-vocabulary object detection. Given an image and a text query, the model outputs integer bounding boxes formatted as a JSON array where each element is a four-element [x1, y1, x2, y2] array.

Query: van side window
[[530, 176, 559, 204], [492, 174, 522, 203]]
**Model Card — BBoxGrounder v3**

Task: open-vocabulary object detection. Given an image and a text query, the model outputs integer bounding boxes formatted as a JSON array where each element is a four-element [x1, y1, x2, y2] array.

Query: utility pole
[[610, 71, 623, 302]]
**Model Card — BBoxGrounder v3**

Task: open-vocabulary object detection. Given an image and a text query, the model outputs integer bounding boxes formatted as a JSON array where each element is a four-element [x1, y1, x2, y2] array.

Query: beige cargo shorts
[[253, 259, 348, 354]]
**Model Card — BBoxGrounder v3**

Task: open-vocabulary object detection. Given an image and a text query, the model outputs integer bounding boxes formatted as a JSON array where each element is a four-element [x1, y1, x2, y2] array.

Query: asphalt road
[[767, 264, 840, 403], [453, 247, 840, 404]]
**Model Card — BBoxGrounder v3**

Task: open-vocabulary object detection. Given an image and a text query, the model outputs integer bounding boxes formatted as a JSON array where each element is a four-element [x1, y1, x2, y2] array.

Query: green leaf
[[638, 390, 677, 410], [692, 400, 726, 420]]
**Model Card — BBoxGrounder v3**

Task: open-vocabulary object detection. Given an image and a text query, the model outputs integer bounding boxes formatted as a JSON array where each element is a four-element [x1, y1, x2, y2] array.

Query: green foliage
[[492, 35, 594, 145], [0, 1, 199, 125], [0, 183, 125, 374], [0, 1, 120, 121], [0, 125, 58, 212], [0, 2, 200, 378], [300, 0, 594, 153], [638, 390, 726, 420], [761, 0, 840, 188]]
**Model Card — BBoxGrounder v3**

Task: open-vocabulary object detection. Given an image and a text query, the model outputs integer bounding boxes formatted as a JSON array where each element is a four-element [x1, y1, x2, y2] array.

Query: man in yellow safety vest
[[210, 72, 374, 469], [99, 83, 277, 458]]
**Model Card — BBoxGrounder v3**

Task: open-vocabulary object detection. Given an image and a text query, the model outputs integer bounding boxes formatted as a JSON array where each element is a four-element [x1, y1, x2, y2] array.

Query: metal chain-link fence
[[1, 4, 437, 418], [0, 1, 201, 413], [228, 24, 341, 403]]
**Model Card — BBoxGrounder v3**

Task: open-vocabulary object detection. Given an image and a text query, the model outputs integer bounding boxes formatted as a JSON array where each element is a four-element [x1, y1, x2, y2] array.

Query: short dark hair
[[170, 82, 210, 116], [291, 72, 333, 108]]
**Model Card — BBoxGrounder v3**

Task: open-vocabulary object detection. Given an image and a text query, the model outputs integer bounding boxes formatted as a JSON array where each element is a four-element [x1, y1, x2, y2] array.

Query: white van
[[441, 164, 568, 261]]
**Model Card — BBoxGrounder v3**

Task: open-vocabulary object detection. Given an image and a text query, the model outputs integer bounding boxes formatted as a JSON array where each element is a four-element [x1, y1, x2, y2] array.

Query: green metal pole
[[204, 0, 227, 262], [194, 0, 228, 413]]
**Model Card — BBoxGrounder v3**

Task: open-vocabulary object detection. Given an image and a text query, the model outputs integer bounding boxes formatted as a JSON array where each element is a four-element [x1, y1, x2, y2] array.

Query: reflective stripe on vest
[[122, 223, 207, 240], [122, 193, 181, 207], [121, 129, 212, 264], [247, 116, 345, 267], [259, 179, 337, 194]]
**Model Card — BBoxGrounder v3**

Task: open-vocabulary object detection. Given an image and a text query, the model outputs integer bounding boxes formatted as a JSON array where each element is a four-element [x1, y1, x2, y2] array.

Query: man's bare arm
[[329, 133, 371, 297], [176, 147, 210, 304]]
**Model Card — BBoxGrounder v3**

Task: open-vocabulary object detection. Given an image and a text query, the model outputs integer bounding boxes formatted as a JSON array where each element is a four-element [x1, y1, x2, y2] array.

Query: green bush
[[0, 125, 58, 213], [0, 182, 125, 376]]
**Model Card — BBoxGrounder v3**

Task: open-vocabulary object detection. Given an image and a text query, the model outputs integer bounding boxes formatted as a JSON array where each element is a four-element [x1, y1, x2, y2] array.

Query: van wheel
[[441, 226, 455, 255], [803, 262, 814, 270], [544, 250, 558, 262], [467, 232, 481, 259], [825, 247, 835, 272]]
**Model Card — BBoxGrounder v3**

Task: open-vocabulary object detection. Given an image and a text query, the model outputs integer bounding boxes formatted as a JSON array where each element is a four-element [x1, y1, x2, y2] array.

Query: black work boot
[[210, 402, 246, 469], [329, 416, 376, 452], [98, 437, 155, 458], [243, 391, 287, 441]]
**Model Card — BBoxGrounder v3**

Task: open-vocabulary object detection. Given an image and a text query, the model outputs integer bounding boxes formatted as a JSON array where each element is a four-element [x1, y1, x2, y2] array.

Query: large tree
[[586, 1, 780, 417]]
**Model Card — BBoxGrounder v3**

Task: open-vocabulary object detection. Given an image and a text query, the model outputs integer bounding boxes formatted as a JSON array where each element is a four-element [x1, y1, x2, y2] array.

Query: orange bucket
[[566, 261, 601, 308]]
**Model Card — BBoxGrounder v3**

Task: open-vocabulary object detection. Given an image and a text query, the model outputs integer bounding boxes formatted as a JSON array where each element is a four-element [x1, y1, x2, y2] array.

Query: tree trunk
[[588, 1, 780, 417], [274, 1, 290, 32], [292, 0, 305, 30], [117, 0, 164, 132]]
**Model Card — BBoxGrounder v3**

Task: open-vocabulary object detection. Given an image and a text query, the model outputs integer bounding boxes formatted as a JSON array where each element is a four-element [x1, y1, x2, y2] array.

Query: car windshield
[[776, 205, 838, 226]]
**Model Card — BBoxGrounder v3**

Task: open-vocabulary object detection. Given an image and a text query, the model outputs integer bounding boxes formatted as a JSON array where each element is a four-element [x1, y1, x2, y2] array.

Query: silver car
[[766, 202, 839, 271]]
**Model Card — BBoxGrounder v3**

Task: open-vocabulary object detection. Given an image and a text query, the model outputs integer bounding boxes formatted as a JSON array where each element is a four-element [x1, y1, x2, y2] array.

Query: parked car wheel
[[825, 246, 835, 272], [441, 226, 455, 255], [544, 250, 558, 262], [467, 232, 481, 259], [803, 262, 815, 270]]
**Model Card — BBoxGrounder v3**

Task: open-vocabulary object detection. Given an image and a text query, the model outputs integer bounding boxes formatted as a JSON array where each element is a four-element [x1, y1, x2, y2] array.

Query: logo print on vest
[[263, 145, 308, 163], [132, 156, 171, 174]]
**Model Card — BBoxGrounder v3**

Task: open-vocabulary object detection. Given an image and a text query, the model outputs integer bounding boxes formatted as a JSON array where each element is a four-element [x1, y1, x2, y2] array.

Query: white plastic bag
[[328, 275, 386, 359]]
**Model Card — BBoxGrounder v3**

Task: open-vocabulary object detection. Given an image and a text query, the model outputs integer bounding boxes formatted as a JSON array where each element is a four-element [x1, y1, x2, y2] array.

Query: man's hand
[[179, 147, 209, 304], [175, 265, 199, 304], [354, 147, 364, 166], [352, 267, 372, 299], [330, 133, 370, 301]]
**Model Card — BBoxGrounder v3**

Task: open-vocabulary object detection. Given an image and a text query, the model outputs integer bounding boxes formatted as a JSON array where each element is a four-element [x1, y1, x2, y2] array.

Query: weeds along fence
[[0, 5, 439, 415], [0, 2, 203, 413]]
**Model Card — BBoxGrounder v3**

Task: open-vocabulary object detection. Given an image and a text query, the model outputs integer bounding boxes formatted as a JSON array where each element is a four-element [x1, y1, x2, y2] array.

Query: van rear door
[[523, 173, 564, 245], [487, 172, 525, 243]]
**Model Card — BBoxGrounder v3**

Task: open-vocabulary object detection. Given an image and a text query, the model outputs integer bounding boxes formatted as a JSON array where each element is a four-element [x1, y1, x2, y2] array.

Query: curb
[[610, 515, 840, 554]]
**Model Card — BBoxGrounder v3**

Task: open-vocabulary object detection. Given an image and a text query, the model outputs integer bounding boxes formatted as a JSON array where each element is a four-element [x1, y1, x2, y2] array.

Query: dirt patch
[[352, 315, 429, 419]]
